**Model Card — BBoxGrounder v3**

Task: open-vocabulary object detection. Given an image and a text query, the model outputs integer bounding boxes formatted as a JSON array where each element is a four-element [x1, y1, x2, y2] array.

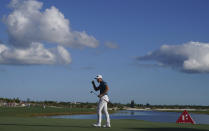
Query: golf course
[[0, 106, 209, 131], [1, 0, 209, 131]]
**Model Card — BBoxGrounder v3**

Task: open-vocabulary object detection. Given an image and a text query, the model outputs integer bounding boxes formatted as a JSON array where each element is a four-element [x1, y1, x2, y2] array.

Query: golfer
[[92, 75, 111, 128]]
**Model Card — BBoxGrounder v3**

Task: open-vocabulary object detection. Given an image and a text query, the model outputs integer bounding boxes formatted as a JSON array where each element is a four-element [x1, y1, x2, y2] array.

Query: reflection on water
[[47, 110, 209, 125], [130, 110, 135, 115]]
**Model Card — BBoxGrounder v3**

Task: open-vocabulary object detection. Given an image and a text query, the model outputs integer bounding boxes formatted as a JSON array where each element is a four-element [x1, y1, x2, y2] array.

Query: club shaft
[[92, 92, 97, 96], [91, 91, 109, 103]]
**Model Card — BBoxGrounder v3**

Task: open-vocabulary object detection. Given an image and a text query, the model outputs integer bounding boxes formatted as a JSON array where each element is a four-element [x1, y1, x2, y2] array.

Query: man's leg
[[103, 101, 111, 127], [96, 99, 105, 126]]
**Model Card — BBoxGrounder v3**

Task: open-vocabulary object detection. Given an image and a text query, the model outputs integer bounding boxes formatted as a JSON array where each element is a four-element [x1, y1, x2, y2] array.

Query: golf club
[[90, 91, 97, 96], [90, 91, 109, 103]]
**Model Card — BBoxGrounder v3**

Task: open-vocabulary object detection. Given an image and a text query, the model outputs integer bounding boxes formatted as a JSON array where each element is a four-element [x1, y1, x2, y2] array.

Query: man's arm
[[92, 81, 99, 91], [98, 85, 109, 97]]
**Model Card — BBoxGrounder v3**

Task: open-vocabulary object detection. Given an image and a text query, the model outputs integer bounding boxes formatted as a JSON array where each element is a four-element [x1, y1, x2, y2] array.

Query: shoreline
[[31, 109, 116, 117], [34, 108, 209, 117], [124, 108, 209, 115], [31, 111, 97, 117], [125, 107, 207, 111], [33, 108, 209, 117]]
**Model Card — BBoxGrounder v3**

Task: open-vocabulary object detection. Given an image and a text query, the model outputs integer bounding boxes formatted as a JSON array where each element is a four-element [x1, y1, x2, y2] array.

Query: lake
[[46, 110, 209, 125]]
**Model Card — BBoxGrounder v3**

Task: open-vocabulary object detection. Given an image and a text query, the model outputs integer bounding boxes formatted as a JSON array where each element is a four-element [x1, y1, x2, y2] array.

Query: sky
[[0, 0, 209, 105]]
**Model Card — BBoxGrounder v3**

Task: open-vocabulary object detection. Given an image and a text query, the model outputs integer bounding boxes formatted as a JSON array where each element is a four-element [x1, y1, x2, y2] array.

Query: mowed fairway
[[0, 117, 209, 131], [0, 107, 209, 131]]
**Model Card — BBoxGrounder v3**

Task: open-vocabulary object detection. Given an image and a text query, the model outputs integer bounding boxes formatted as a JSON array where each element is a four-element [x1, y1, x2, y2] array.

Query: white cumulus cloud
[[0, 0, 99, 65], [0, 42, 71, 65], [137, 41, 209, 73], [5, 0, 98, 48]]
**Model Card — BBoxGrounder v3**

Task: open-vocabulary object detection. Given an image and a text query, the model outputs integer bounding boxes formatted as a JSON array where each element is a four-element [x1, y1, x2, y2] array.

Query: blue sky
[[0, 0, 209, 105]]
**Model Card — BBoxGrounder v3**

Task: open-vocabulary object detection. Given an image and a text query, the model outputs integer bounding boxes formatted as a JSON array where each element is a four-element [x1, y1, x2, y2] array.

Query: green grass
[[0, 117, 209, 131], [0, 106, 96, 117], [0, 106, 209, 131]]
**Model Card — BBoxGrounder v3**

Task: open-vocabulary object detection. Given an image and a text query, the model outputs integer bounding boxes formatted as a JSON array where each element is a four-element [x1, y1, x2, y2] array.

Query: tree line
[[0, 97, 208, 109]]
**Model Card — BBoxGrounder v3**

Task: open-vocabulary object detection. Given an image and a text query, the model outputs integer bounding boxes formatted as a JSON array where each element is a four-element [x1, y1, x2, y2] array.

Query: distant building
[[7, 102, 18, 107]]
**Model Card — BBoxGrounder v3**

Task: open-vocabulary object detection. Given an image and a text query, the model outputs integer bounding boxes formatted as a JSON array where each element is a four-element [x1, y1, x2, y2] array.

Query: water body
[[47, 110, 209, 125]]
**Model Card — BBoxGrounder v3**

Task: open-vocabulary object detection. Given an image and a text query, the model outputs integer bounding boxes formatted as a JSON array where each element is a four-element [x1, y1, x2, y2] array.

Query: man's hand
[[92, 80, 99, 91], [98, 94, 103, 98]]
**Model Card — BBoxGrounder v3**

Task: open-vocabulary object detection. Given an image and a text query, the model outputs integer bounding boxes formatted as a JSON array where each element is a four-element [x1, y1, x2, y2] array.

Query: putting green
[[0, 117, 209, 131]]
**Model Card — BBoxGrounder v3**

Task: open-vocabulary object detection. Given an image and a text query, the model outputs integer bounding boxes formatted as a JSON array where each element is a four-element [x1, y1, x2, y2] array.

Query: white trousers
[[97, 95, 110, 125]]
